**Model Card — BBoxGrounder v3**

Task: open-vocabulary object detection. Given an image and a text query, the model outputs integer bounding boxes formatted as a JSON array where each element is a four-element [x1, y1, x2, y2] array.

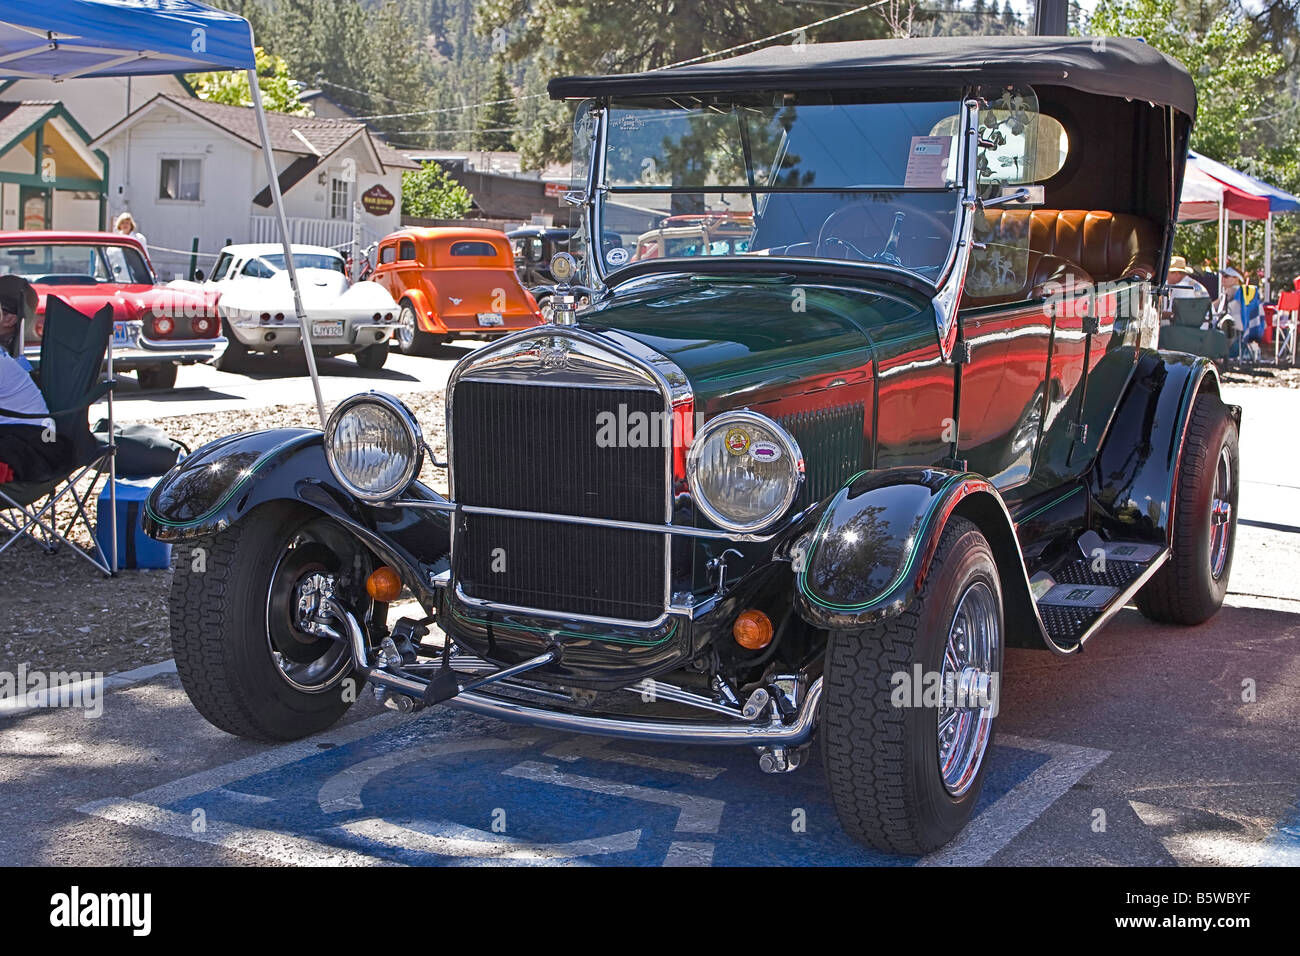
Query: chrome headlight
[[686, 410, 803, 533], [324, 392, 423, 502]]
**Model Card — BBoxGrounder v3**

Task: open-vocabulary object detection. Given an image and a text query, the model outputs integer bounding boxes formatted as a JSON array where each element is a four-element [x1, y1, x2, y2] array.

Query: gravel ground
[[0, 359, 1293, 678], [0, 389, 447, 676]]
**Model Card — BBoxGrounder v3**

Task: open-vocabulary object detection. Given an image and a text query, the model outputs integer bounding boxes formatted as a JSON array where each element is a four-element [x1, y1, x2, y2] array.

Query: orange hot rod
[[370, 227, 542, 355]]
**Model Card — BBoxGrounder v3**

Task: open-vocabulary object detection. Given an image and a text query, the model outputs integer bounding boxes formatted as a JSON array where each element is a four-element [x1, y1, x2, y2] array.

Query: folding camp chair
[[1277, 286, 1299, 366], [0, 296, 117, 574]]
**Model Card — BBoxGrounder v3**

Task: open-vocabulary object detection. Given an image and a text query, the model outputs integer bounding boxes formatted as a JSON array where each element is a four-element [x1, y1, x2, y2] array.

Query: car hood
[[578, 274, 927, 409]]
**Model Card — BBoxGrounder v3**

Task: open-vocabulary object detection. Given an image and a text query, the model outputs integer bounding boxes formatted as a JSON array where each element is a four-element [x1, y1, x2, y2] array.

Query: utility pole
[[1034, 0, 1068, 34]]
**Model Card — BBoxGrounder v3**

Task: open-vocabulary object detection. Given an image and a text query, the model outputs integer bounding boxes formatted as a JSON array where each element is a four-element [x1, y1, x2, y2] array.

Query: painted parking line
[[81, 798, 397, 867], [503, 760, 727, 833], [340, 817, 642, 862], [128, 710, 412, 806], [77, 708, 1117, 866], [919, 734, 1110, 866]]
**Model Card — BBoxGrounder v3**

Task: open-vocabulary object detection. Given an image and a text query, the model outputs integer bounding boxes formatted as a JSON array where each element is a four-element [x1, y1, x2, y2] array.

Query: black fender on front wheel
[[143, 428, 451, 608], [793, 466, 1047, 650]]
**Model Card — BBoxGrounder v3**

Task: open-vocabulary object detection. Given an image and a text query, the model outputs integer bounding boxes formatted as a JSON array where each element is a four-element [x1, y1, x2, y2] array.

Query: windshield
[[0, 243, 154, 285], [593, 92, 964, 280], [263, 253, 345, 273]]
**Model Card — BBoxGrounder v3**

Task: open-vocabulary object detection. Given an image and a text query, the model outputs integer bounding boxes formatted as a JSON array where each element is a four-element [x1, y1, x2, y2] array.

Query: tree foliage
[[188, 47, 310, 115], [476, 65, 519, 151], [1087, 0, 1300, 281], [475, 0, 890, 166], [401, 161, 474, 218]]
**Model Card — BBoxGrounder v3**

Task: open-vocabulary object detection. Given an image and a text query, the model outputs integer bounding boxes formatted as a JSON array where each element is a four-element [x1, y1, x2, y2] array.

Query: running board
[[1032, 537, 1168, 652]]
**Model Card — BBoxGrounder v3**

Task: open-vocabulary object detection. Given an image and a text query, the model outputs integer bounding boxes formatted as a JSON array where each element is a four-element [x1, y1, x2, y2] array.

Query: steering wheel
[[816, 201, 954, 267]]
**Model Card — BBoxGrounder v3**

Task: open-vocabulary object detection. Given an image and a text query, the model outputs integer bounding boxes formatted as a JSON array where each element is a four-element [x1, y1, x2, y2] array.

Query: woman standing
[[113, 211, 148, 255]]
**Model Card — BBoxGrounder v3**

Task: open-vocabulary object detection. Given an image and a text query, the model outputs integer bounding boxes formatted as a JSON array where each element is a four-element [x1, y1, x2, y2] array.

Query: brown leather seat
[[978, 209, 1159, 283], [961, 249, 1095, 310]]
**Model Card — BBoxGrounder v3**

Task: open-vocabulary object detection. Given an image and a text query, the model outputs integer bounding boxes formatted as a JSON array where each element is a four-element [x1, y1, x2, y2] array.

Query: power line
[[331, 1, 892, 124], [651, 0, 890, 70]]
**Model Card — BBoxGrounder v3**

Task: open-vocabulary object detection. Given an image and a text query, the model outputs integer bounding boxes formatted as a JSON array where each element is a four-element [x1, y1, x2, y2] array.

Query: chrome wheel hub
[[937, 580, 1000, 797], [1209, 445, 1232, 580], [399, 306, 416, 348]]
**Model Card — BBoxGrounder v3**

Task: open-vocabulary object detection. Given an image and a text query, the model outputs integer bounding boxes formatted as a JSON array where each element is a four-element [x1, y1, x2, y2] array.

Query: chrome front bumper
[[318, 597, 822, 747], [444, 681, 823, 745]]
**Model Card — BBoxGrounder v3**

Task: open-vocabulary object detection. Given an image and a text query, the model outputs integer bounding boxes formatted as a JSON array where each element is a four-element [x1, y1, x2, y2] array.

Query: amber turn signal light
[[365, 566, 403, 603], [733, 609, 773, 650]]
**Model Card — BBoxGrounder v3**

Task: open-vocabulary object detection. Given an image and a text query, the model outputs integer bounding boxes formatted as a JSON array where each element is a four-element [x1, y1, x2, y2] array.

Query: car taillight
[[191, 317, 212, 336], [153, 316, 175, 336]]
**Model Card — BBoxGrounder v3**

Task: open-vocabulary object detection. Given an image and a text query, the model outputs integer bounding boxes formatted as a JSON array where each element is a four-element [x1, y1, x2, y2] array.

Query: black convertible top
[[548, 35, 1196, 118]]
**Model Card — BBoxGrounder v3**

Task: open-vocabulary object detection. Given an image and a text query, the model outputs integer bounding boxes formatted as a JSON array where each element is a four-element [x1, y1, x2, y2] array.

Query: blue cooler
[[96, 477, 172, 570]]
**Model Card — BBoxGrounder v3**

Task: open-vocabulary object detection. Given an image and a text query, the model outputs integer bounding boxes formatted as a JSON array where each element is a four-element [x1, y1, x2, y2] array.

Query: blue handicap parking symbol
[[157, 709, 1064, 866]]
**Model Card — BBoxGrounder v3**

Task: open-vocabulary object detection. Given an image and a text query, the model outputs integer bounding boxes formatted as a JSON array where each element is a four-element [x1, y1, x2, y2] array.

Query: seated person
[[0, 347, 73, 485], [1165, 256, 1209, 326], [1, 274, 38, 365]]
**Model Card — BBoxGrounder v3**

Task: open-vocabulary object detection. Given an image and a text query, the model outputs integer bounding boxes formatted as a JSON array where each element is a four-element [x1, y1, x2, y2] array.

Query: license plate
[[477, 312, 504, 326], [311, 320, 344, 338], [112, 322, 140, 348]]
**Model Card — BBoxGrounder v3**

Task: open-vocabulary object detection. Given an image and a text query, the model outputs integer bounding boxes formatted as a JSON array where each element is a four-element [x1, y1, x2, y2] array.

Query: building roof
[[92, 93, 419, 170], [0, 101, 59, 150]]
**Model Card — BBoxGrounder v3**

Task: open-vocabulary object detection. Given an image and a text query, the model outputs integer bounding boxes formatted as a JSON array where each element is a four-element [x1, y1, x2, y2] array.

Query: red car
[[1, 231, 224, 390]]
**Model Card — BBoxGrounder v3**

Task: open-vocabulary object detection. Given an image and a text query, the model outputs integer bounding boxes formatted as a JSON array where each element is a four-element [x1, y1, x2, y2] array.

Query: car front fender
[[142, 428, 451, 607], [793, 467, 1043, 647]]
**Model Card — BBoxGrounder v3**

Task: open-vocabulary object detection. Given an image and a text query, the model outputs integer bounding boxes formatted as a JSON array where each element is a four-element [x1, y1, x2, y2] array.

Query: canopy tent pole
[[1265, 212, 1273, 302], [247, 66, 327, 427], [1218, 201, 1227, 274]]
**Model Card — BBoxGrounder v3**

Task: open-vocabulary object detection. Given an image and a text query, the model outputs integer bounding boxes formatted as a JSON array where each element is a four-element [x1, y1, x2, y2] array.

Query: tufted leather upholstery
[[961, 250, 1095, 310], [976, 209, 1159, 284]]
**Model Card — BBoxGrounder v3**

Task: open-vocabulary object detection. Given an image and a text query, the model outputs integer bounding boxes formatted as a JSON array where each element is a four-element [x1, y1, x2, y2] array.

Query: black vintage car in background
[[145, 36, 1238, 855]]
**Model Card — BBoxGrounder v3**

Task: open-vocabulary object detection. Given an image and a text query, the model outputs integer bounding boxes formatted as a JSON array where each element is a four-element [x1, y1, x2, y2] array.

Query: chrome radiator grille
[[451, 379, 669, 621]]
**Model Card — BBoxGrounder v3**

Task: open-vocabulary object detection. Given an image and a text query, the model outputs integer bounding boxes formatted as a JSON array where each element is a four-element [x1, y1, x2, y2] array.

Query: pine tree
[[476, 65, 519, 151]]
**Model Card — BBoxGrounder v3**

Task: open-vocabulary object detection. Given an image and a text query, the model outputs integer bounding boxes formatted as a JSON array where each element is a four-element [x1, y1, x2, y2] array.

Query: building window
[[329, 177, 352, 220], [159, 158, 201, 201]]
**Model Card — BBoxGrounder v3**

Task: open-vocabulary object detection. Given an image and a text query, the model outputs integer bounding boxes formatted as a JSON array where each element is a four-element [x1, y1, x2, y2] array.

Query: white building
[[92, 94, 417, 279]]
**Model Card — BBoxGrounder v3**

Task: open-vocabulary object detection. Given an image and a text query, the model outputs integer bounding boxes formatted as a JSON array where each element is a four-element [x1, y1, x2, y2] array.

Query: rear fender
[[399, 287, 440, 333], [1090, 350, 1239, 544], [794, 467, 1049, 650], [143, 428, 451, 607]]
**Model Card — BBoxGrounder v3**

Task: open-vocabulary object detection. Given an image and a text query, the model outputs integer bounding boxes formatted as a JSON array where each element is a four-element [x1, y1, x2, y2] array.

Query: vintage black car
[[145, 36, 1238, 855]]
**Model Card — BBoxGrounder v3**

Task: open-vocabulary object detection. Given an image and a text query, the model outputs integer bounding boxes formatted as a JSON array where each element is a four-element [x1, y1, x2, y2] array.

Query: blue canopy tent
[[0, 0, 331, 572], [0, 0, 329, 422]]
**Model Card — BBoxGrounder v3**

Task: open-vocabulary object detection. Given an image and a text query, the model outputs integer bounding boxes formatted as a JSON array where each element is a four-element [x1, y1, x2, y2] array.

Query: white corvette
[[187, 243, 400, 371]]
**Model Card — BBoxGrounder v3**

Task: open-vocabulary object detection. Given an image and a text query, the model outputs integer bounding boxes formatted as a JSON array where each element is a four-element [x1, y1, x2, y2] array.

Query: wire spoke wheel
[[1209, 444, 1233, 580], [936, 580, 1000, 797]]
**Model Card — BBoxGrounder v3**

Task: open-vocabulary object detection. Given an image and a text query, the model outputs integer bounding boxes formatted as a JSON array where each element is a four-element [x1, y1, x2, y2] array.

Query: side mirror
[[192, 269, 205, 282]]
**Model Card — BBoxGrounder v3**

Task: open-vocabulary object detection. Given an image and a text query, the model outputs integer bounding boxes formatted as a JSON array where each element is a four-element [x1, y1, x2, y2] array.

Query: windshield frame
[[585, 94, 978, 292], [581, 94, 981, 356]]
